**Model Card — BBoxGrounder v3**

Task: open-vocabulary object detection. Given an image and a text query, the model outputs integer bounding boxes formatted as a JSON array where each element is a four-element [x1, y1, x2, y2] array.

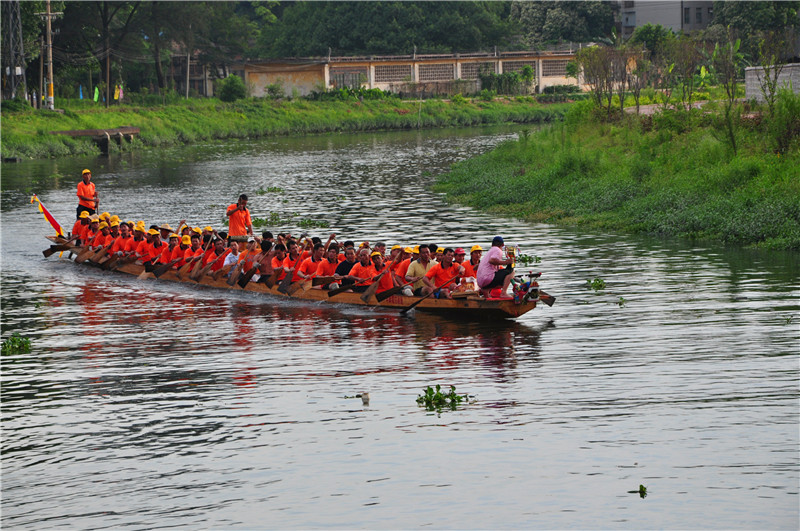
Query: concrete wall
[[244, 62, 327, 98], [745, 63, 800, 102]]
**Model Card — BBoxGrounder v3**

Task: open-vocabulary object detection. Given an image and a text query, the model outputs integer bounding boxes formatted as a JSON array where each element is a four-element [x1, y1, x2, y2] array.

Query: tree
[[576, 45, 614, 115], [629, 23, 674, 55], [627, 50, 651, 115], [711, 27, 745, 154], [710, 1, 800, 60], [755, 29, 796, 114], [510, 1, 615, 48]]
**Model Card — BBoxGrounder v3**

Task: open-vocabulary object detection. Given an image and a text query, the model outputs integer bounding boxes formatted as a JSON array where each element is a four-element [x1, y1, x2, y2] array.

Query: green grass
[[434, 107, 800, 250], [1, 97, 570, 160]]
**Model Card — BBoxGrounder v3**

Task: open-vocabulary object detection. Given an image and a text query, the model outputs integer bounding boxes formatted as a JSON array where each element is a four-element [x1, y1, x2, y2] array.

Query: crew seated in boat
[[423, 247, 464, 299], [254, 240, 276, 283], [476, 236, 514, 299], [172, 235, 191, 268], [145, 229, 166, 264], [158, 233, 180, 265], [90, 221, 112, 250], [270, 243, 287, 282], [108, 222, 132, 256], [406, 244, 436, 296]]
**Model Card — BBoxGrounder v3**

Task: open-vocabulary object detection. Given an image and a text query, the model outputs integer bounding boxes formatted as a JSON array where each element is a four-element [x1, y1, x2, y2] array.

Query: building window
[[708, 7, 713, 21], [419, 63, 455, 82], [460, 62, 496, 80], [542, 60, 567, 77], [374, 64, 412, 83], [502, 61, 537, 76], [684, 7, 690, 24], [696, 7, 702, 24]]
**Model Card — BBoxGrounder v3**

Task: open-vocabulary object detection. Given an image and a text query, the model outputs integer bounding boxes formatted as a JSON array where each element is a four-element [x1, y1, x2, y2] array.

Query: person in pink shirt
[[476, 236, 514, 299]]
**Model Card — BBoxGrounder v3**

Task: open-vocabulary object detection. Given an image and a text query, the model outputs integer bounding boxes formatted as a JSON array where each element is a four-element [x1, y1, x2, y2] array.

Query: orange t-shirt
[[77, 181, 96, 208], [71, 219, 83, 238], [184, 246, 202, 262], [461, 260, 478, 278], [283, 254, 305, 282], [171, 245, 187, 267], [135, 239, 152, 258], [210, 249, 231, 272], [395, 258, 412, 280], [425, 262, 461, 287], [316, 259, 338, 277], [349, 262, 377, 284], [298, 257, 320, 278], [376, 265, 394, 292], [159, 245, 173, 264], [226, 204, 252, 237], [110, 235, 131, 254], [91, 232, 110, 248], [148, 241, 166, 262], [124, 237, 142, 254], [271, 255, 286, 281]]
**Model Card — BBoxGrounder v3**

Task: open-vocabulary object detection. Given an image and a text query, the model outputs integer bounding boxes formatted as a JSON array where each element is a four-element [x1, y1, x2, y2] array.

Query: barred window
[[460, 61, 497, 80], [375, 64, 412, 83], [541, 59, 568, 77], [419, 63, 454, 81], [502, 61, 537, 76]]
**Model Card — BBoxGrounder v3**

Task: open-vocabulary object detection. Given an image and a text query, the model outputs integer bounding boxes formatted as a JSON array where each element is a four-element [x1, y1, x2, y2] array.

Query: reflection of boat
[[45, 238, 541, 319]]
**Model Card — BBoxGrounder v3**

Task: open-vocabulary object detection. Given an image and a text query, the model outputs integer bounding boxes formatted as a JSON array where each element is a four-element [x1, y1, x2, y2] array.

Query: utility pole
[[35, 0, 62, 110], [2, 0, 27, 101]]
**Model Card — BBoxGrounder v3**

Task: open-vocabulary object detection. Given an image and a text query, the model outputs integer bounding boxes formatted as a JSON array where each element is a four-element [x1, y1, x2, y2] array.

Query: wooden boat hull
[[45, 237, 539, 319]]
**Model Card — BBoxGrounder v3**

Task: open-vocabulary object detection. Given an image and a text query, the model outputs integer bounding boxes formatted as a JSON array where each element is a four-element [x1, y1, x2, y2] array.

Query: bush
[[543, 85, 581, 94], [217, 75, 247, 102], [451, 93, 467, 104], [765, 89, 800, 154], [479, 89, 496, 101], [266, 82, 285, 99]]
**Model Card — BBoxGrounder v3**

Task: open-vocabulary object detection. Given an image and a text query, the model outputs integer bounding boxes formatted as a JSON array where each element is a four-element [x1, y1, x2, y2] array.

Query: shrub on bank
[[434, 107, 800, 249]]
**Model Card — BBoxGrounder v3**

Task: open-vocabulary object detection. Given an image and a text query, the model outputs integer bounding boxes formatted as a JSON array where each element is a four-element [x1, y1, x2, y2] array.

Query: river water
[[2, 125, 798, 529]]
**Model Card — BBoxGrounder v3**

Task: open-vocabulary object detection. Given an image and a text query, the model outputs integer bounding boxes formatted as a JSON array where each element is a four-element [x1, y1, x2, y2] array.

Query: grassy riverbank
[[0, 97, 569, 160], [434, 102, 800, 250]]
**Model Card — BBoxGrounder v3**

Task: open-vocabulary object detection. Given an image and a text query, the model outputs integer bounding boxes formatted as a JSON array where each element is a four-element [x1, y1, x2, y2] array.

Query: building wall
[[745, 63, 800, 102], [621, 0, 713, 38], [244, 63, 327, 97]]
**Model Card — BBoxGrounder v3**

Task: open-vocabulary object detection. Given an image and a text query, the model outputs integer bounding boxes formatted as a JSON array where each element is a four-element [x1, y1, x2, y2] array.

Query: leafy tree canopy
[[509, 0, 615, 49]]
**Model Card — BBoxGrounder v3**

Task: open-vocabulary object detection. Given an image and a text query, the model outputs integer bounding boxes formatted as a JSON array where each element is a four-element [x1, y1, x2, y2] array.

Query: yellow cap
[[79, 211, 90, 218], [370, 251, 382, 258], [89, 215, 100, 222], [126, 220, 134, 226], [360, 241, 370, 248], [179, 224, 188, 232], [436, 247, 444, 253], [82, 169, 91, 175], [204, 226, 213, 232], [404, 246, 413, 253], [100, 212, 110, 219], [181, 235, 192, 245], [168, 233, 180, 239], [192, 227, 203, 234], [470, 245, 484, 253], [109, 215, 120, 222], [413, 245, 420, 253], [391, 244, 402, 250], [147, 228, 160, 235], [98, 221, 109, 229], [109, 220, 120, 227]]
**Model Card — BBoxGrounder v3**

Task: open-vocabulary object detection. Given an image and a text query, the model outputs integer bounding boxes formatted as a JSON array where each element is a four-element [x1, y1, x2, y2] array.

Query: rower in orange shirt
[[270, 243, 287, 281], [183, 234, 203, 264], [423, 247, 464, 299], [109, 222, 132, 256], [90, 221, 112, 250], [315, 245, 340, 289], [282, 240, 306, 283], [347, 248, 378, 293], [453, 247, 474, 278], [145, 229, 166, 264], [297, 243, 325, 280], [124, 223, 146, 256], [371, 251, 396, 294], [159, 233, 180, 264], [71, 211, 90, 242], [172, 235, 191, 268]]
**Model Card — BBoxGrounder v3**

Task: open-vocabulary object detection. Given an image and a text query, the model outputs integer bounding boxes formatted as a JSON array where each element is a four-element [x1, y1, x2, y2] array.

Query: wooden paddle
[[43, 244, 73, 258], [152, 257, 182, 278], [399, 273, 460, 315], [109, 255, 137, 271], [263, 267, 281, 288], [176, 254, 201, 278], [226, 261, 245, 285], [74, 245, 97, 264], [360, 267, 391, 303], [213, 262, 235, 281], [277, 252, 305, 294], [375, 279, 415, 302], [286, 279, 311, 295], [312, 275, 336, 286], [538, 290, 556, 307], [191, 250, 229, 281], [237, 252, 270, 288]]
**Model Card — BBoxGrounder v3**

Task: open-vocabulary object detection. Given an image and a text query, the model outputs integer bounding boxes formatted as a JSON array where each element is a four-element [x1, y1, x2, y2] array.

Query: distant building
[[233, 46, 589, 99], [620, 1, 714, 39]]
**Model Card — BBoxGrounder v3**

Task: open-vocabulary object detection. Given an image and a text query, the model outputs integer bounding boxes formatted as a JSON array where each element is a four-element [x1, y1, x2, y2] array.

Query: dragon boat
[[43, 236, 551, 319]]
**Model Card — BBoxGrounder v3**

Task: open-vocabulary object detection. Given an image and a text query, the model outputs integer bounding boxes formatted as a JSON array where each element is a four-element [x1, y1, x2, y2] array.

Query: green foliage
[[764, 89, 800, 154], [416, 385, 468, 412], [479, 89, 496, 102], [306, 86, 395, 102], [434, 111, 800, 250], [451, 93, 468, 105], [587, 278, 606, 291], [479, 71, 531, 96], [517, 253, 541, 265], [2, 333, 31, 354], [266, 82, 285, 100], [217, 75, 247, 102], [510, 0, 615, 47], [298, 218, 330, 229], [630, 23, 675, 54], [543, 85, 581, 94]]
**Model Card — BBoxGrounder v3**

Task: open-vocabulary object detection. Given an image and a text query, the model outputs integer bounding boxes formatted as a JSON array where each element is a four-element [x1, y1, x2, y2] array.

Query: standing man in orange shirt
[[225, 194, 253, 240], [76, 169, 98, 219]]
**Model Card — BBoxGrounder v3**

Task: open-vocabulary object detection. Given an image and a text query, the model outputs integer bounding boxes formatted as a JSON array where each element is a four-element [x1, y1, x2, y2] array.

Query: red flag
[[30, 194, 65, 237]]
